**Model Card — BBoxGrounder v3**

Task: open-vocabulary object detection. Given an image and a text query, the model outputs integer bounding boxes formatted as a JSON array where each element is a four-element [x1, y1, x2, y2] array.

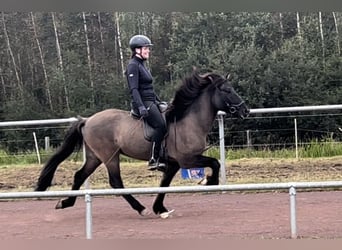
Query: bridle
[[212, 77, 245, 115]]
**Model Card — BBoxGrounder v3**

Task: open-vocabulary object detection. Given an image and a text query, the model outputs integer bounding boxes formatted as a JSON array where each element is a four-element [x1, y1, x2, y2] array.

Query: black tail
[[35, 118, 86, 191]]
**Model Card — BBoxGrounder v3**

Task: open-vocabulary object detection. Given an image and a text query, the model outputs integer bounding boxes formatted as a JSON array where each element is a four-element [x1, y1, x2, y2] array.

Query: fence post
[[217, 113, 226, 184], [85, 193, 93, 239], [294, 118, 298, 159], [246, 129, 252, 148], [32, 132, 41, 164], [289, 186, 297, 239], [44, 136, 50, 151]]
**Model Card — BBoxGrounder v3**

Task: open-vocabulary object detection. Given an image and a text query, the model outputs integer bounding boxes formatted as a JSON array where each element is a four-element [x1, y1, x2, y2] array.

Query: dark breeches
[[143, 101, 167, 141]]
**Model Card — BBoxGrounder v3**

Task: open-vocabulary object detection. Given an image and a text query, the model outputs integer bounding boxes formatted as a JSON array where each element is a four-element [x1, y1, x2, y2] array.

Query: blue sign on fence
[[181, 168, 205, 179]]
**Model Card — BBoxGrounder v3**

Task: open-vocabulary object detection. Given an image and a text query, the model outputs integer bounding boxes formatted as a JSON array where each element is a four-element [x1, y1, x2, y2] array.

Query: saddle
[[130, 102, 168, 142]]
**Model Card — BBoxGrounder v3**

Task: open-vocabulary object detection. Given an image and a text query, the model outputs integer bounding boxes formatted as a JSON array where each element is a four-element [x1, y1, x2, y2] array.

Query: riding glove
[[139, 106, 149, 118]]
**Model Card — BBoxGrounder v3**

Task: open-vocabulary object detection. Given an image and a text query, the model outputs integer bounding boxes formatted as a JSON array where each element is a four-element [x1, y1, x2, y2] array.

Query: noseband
[[226, 101, 245, 114]]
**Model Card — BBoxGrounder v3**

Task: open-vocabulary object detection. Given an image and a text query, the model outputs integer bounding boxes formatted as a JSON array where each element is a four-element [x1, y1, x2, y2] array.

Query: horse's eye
[[220, 85, 231, 94]]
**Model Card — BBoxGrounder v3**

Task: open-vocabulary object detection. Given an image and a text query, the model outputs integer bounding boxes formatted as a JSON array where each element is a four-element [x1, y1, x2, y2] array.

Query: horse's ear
[[226, 73, 232, 80], [199, 72, 213, 82]]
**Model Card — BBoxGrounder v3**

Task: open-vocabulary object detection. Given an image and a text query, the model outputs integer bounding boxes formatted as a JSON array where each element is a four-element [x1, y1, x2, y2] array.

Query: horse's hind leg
[[106, 162, 146, 215], [153, 161, 180, 215], [105, 155, 146, 215], [56, 149, 101, 209]]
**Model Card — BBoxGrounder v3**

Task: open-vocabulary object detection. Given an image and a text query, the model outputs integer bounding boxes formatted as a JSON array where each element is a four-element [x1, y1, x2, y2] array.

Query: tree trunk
[[318, 12, 326, 67], [0, 66, 6, 97], [30, 12, 53, 111], [82, 12, 95, 108], [1, 12, 23, 99], [97, 12, 105, 52], [51, 12, 70, 111], [279, 13, 284, 41], [114, 12, 125, 77], [332, 12, 341, 56], [296, 12, 302, 43]]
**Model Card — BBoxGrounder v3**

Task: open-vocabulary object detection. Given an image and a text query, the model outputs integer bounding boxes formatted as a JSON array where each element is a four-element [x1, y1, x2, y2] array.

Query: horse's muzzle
[[239, 107, 250, 119], [227, 102, 249, 119]]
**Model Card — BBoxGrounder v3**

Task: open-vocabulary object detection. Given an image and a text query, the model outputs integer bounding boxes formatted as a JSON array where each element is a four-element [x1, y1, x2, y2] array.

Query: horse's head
[[203, 72, 249, 119]]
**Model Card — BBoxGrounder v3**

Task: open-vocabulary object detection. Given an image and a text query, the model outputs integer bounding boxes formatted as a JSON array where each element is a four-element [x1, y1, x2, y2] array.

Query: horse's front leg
[[190, 155, 220, 185], [152, 161, 180, 217], [105, 158, 147, 216]]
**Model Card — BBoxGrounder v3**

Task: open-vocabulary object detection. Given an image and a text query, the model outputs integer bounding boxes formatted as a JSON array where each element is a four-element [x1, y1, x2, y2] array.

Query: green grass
[[300, 138, 342, 158], [0, 139, 341, 166], [0, 149, 83, 166], [222, 139, 342, 160]]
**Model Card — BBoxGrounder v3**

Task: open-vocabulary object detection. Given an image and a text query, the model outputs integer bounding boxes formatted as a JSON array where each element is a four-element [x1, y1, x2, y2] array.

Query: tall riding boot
[[148, 141, 166, 171]]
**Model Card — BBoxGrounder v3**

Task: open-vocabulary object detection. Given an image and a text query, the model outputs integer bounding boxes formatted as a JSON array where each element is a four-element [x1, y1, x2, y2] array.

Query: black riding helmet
[[129, 35, 153, 51]]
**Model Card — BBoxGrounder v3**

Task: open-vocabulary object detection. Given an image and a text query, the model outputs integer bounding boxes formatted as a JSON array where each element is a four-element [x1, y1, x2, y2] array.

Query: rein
[[104, 147, 121, 166], [173, 116, 177, 152], [105, 115, 144, 166]]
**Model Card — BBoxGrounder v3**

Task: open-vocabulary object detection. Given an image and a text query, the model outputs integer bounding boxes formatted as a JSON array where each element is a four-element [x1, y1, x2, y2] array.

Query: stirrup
[[148, 158, 166, 171]]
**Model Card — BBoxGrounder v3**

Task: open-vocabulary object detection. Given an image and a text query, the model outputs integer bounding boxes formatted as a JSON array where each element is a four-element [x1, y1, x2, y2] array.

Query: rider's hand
[[138, 106, 149, 118]]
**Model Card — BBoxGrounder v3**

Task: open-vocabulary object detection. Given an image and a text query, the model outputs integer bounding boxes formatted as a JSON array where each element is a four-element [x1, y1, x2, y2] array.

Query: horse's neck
[[180, 93, 217, 134], [166, 93, 217, 157]]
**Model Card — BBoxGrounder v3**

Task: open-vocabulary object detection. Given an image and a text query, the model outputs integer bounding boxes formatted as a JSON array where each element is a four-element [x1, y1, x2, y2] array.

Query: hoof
[[160, 209, 175, 219], [140, 208, 152, 216], [55, 200, 63, 209], [198, 177, 208, 185]]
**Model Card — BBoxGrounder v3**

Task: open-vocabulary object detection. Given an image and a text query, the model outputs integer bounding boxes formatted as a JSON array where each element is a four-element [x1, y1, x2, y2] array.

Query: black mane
[[165, 71, 225, 123]]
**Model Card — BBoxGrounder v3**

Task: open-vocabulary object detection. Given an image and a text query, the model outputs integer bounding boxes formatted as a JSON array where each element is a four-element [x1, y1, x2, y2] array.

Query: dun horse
[[35, 70, 249, 218]]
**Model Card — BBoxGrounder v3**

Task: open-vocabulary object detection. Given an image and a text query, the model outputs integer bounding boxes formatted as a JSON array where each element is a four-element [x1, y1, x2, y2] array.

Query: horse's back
[[88, 108, 129, 120], [84, 108, 137, 134], [82, 108, 147, 157]]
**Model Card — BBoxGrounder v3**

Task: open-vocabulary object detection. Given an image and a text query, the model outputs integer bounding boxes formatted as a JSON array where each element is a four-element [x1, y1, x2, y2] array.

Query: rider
[[125, 34, 167, 171]]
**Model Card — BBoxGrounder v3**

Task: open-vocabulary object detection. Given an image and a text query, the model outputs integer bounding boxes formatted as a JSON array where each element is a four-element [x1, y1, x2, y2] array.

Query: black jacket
[[125, 56, 156, 109]]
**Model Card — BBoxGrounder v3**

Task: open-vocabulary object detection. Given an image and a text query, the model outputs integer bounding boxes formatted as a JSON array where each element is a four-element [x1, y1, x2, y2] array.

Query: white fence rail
[[0, 104, 342, 239], [1, 104, 341, 128]]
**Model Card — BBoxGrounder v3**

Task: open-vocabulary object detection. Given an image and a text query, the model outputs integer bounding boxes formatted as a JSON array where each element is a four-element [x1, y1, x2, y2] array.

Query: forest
[[0, 12, 341, 151]]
